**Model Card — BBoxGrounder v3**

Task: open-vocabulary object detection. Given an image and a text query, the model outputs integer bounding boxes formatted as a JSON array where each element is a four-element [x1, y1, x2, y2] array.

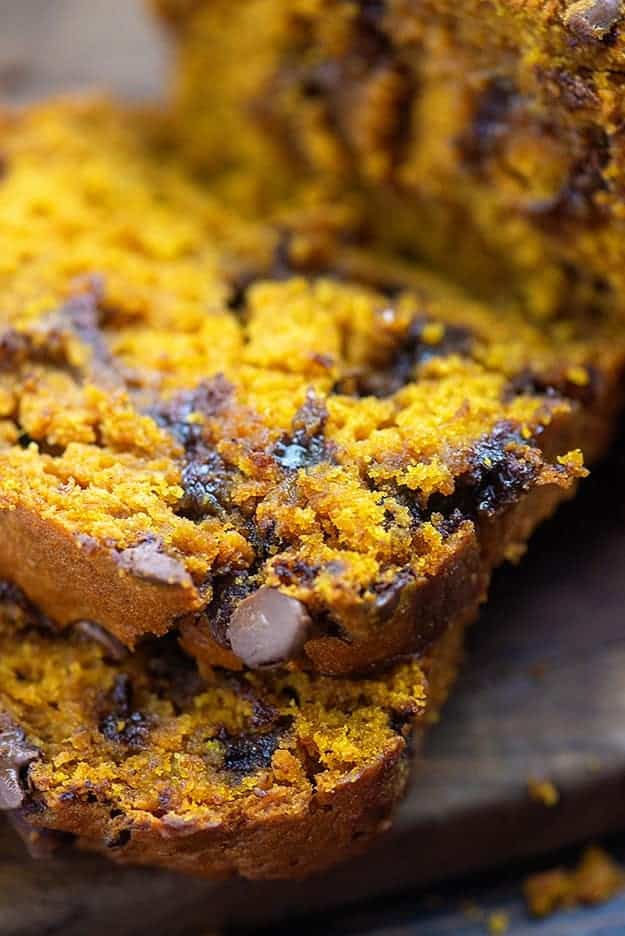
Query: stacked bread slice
[[1, 9, 625, 878]]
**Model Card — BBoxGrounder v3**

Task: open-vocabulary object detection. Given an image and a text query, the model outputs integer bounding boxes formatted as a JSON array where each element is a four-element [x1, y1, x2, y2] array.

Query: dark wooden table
[[2, 3, 625, 933]]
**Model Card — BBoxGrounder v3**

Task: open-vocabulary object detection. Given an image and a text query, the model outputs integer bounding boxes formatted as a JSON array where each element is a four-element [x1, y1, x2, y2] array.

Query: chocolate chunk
[[271, 558, 320, 589], [117, 538, 192, 587], [426, 425, 540, 521], [373, 572, 412, 623], [227, 587, 312, 668], [0, 721, 39, 811], [0, 282, 123, 392], [542, 68, 599, 110], [147, 635, 206, 712], [151, 376, 233, 451], [201, 573, 257, 648], [178, 450, 231, 520], [273, 393, 332, 471], [98, 675, 151, 749], [340, 318, 474, 398], [153, 378, 238, 523], [227, 268, 260, 310], [527, 126, 609, 228], [564, 0, 622, 40], [220, 729, 283, 774], [0, 328, 30, 371], [457, 77, 517, 173], [74, 620, 128, 662], [107, 828, 131, 849]]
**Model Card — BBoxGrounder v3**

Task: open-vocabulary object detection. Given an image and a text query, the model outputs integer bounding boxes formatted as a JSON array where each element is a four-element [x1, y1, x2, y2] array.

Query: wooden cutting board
[[2, 3, 625, 932]]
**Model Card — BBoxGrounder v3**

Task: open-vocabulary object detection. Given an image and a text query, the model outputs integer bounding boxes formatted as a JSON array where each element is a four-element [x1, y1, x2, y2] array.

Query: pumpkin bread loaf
[[0, 99, 624, 677]]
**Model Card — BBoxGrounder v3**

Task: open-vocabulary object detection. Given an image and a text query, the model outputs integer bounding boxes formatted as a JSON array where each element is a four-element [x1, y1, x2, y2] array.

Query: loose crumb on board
[[528, 778, 560, 807], [488, 910, 509, 933], [461, 902, 509, 933], [524, 846, 625, 917]]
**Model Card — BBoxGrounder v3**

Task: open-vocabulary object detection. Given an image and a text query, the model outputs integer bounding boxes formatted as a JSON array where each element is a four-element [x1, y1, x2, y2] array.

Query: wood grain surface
[[2, 3, 625, 934]]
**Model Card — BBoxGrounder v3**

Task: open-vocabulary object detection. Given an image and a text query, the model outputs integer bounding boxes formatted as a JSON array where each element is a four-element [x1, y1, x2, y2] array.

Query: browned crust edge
[[0, 507, 201, 646]]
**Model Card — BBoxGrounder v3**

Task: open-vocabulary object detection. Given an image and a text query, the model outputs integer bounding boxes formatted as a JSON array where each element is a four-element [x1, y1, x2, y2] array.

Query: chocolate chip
[[339, 318, 474, 398], [457, 77, 518, 173], [426, 425, 540, 521], [178, 451, 231, 520], [151, 376, 233, 451], [111, 673, 133, 713], [0, 329, 30, 371], [147, 635, 206, 712], [227, 587, 312, 668], [373, 572, 412, 623], [117, 538, 192, 587], [564, 0, 622, 40], [271, 558, 320, 588], [0, 722, 39, 811], [220, 729, 283, 773], [200, 573, 257, 648], [74, 620, 128, 662], [527, 126, 609, 228], [99, 675, 151, 750], [0, 284, 123, 393], [541, 68, 599, 110], [273, 393, 332, 471]]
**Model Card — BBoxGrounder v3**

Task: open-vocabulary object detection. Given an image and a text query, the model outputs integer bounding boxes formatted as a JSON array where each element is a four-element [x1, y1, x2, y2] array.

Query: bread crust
[[0, 507, 200, 646]]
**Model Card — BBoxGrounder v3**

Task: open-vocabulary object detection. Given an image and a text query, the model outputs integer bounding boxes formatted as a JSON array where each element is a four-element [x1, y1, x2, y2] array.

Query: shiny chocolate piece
[[564, 0, 622, 40], [117, 538, 192, 587], [0, 722, 39, 810], [227, 587, 312, 668]]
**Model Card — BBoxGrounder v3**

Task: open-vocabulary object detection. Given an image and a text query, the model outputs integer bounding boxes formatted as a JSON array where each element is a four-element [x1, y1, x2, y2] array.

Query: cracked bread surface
[[0, 99, 624, 675], [152, 0, 625, 320], [0, 590, 470, 879]]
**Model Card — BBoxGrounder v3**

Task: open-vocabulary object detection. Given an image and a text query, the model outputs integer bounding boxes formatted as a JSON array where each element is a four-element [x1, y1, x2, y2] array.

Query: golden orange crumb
[[524, 847, 625, 918], [528, 779, 560, 807], [488, 911, 509, 934]]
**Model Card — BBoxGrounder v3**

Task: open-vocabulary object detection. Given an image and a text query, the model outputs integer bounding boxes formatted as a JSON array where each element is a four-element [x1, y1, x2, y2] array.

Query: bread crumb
[[488, 910, 509, 933], [524, 846, 625, 917], [528, 778, 560, 806]]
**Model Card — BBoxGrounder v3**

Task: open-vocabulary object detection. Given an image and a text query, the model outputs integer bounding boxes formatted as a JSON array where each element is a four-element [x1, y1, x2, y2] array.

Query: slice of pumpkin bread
[[151, 0, 625, 320], [0, 99, 623, 675], [0, 586, 470, 880]]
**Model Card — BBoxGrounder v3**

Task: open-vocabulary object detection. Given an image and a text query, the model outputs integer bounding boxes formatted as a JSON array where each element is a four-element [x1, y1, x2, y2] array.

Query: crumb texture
[[0, 591, 462, 879], [0, 100, 622, 671]]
